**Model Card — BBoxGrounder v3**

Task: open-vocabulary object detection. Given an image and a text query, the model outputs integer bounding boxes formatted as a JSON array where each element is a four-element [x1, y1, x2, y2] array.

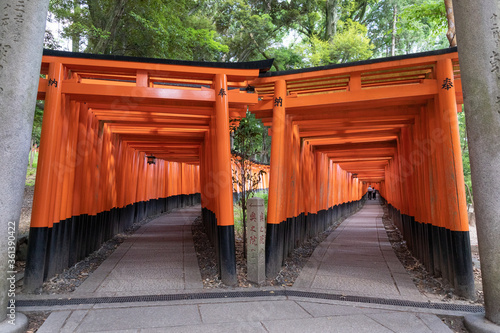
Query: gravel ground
[[24, 312, 51, 333], [438, 315, 469, 333]]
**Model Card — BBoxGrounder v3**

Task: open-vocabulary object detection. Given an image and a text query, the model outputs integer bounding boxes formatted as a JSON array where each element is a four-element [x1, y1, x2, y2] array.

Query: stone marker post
[[246, 197, 266, 284], [0, 1, 49, 332], [453, 0, 500, 330]]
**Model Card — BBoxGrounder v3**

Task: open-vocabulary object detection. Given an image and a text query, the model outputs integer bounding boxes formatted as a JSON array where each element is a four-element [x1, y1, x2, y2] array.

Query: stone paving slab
[[366, 311, 452, 332], [262, 314, 394, 333], [296, 301, 394, 317], [139, 321, 267, 333], [37, 311, 72, 333], [76, 304, 201, 332], [199, 299, 312, 324]]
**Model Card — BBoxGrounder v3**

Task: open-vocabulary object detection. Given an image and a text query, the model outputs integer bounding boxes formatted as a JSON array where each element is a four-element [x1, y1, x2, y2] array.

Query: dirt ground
[[24, 312, 51, 333]]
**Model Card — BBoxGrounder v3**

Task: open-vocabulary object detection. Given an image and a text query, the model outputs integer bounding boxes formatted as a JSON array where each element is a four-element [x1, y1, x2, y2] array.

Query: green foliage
[[253, 192, 269, 212], [231, 111, 263, 158], [233, 192, 267, 236], [47, 0, 451, 66], [330, 20, 374, 62], [300, 20, 373, 66], [49, 0, 228, 59], [26, 151, 38, 187], [233, 204, 243, 235], [269, 45, 306, 71], [400, 0, 447, 39], [32, 102, 44, 144], [365, 0, 448, 57], [458, 109, 473, 205]]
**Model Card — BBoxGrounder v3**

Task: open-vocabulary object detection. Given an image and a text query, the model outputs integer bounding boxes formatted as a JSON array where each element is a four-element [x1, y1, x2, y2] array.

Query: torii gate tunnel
[[25, 48, 474, 298]]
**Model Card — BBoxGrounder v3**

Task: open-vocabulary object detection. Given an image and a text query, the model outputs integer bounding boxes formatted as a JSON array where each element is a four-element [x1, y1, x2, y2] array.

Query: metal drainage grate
[[285, 290, 484, 313], [18, 290, 483, 313]]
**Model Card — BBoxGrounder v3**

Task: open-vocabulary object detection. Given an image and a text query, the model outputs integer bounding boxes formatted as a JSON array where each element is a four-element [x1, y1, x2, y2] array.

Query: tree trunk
[[71, 0, 80, 52], [444, 0, 457, 47], [0, 0, 49, 328], [326, 0, 339, 40], [391, 4, 397, 56], [92, 0, 128, 54], [241, 162, 247, 259]]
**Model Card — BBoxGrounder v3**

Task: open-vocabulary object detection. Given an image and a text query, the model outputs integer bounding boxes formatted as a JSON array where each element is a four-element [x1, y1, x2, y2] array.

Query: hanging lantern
[[146, 154, 156, 165]]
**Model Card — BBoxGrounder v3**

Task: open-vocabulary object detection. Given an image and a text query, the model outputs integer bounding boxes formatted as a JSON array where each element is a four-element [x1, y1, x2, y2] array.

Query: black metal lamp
[[146, 154, 156, 165]]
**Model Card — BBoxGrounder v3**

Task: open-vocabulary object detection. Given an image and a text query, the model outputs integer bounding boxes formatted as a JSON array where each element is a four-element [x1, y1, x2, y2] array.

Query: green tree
[[301, 20, 373, 65], [48, 0, 228, 60], [366, 0, 448, 57]]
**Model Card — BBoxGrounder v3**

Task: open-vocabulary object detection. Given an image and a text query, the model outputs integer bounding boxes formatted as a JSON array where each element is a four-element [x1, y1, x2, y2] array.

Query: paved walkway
[[75, 206, 203, 296], [293, 199, 424, 300], [35, 296, 455, 333], [28, 201, 460, 332]]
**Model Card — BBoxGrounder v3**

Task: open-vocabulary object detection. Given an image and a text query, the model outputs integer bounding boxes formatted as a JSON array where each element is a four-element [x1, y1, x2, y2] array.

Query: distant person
[[372, 188, 376, 199], [367, 186, 373, 200]]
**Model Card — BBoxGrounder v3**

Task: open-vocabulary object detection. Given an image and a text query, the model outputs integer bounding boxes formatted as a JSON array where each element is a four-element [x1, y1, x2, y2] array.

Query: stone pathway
[[75, 206, 203, 296], [29, 202, 457, 332], [35, 297, 453, 333], [293, 200, 424, 301]]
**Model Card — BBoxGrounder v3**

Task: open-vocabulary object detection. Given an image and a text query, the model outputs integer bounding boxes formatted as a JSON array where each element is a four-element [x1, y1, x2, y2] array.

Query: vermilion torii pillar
[[266, 79, 287, 277], [24, 61, 64, 291], [435, 59, 474, 298], [453, 0, 500, 329], [214, 74, 237, 285]]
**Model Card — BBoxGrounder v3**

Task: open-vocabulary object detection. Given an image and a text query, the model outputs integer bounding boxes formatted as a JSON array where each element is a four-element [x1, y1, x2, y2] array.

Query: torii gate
[[247, 47, 473, 297], [24, 48, 473, 300], [24, 50, 272, 289]]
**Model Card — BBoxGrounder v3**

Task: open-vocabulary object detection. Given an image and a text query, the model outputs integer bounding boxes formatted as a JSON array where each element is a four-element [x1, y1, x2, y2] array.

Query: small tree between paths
[[231, 111, 266, 259]]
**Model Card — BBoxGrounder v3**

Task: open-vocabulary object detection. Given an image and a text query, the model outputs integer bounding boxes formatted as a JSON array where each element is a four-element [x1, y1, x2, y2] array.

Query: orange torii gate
[[25, 47, 473, 298], [24, 50, 272, 289], [248, 47, 473, 297]]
